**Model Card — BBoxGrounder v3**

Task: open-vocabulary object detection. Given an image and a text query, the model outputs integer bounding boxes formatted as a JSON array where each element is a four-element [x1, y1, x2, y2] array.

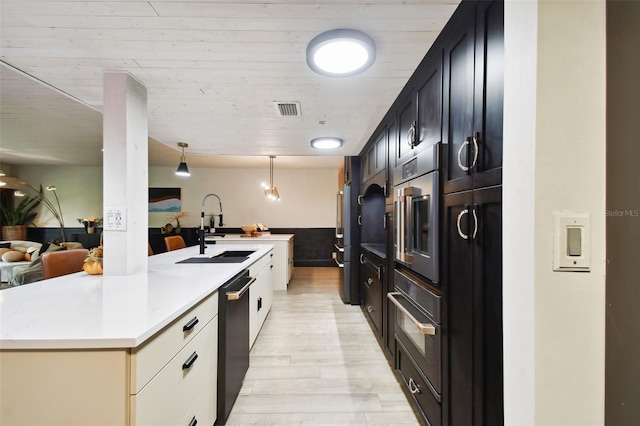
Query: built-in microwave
[[393, 144, 440, 284]]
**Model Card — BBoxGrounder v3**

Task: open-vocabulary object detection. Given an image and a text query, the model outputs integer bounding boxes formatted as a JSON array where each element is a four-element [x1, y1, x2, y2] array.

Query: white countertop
[[205, 233, 294, 242], [0, 244, 273, 350]]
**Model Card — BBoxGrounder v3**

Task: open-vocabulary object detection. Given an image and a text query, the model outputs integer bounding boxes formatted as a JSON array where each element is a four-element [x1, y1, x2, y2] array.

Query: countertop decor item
[[83, 245, 103, 275], [241, 224, 259, 237], [166, 211, 189, 233], [76, 217, 103, 234]]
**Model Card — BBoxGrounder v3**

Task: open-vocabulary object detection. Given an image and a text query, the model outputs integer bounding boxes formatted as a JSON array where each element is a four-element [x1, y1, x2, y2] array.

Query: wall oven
[[393, 144, 440, 284], [388, 268, 442, 426]]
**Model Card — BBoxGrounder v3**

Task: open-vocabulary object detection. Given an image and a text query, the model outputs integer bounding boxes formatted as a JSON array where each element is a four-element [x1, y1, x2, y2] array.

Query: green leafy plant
[[0, 194, 41, 226]]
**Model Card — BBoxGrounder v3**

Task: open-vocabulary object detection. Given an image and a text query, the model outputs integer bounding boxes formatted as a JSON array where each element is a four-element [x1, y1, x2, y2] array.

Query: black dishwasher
[[216, 269, 254, 425]]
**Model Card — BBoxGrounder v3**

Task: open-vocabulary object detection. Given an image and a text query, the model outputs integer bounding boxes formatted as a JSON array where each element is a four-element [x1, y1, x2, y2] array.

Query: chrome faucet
[[200, 193, 224, 254]]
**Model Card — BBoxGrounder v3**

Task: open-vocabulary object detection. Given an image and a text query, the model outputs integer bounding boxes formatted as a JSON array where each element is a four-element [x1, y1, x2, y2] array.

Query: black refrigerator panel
[[339, 157, 361, 305]]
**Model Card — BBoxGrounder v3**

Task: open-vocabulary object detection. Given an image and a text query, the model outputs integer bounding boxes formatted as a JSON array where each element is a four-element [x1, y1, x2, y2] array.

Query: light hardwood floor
[[225, 267, 421, 426]]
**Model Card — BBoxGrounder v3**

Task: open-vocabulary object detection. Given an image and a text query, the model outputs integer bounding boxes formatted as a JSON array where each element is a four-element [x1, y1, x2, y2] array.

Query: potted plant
[[0, 194, 41, 240]]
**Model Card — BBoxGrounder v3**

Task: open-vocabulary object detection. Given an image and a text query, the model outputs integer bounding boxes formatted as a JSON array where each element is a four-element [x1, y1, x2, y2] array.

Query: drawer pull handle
[[182, 317, 199, 332], [188, 416, 198, 426], [387, 292, 436, 335], [408, 377, 421, 394], [182, 352, 198, 370]]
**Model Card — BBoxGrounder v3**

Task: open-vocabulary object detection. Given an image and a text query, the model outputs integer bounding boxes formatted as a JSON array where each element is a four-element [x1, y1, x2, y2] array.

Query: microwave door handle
[[387, 292, 436, 335]]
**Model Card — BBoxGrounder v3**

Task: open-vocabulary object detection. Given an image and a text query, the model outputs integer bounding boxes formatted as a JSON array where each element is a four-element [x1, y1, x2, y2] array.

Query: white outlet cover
[[104, 207, 127, 231]]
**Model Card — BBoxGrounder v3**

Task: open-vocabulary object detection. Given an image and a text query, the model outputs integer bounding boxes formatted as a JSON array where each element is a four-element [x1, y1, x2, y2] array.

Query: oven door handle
[[387, 292, 436, 335]]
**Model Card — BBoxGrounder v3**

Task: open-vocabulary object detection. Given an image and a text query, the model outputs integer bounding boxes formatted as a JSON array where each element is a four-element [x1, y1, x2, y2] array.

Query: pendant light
[[261, 156, 280, 201], [175, 142, 190, 177]]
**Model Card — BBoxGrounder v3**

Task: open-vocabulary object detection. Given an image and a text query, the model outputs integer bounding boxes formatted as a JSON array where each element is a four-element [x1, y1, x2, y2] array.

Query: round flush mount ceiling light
[[311, 137, 343, 150], [306, 29, 376, 77]]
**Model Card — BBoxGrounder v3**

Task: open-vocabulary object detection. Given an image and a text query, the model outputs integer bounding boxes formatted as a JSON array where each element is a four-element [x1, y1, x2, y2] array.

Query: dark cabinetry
[[443, 0, 504, 193], [443, 186, 502, 426], [362, 128, 387, 189], [360, 249, 384, 337], [393, 52, 444, 174]]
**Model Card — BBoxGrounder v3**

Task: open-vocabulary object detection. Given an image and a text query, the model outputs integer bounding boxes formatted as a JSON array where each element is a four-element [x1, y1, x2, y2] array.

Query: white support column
[[504, 1, 606, 424], [102, 72, 149, 276]]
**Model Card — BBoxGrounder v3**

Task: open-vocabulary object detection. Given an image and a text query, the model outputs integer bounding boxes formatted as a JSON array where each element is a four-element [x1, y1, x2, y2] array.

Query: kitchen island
[[0, 243, 273, 426], [205, 233, 293, 290]]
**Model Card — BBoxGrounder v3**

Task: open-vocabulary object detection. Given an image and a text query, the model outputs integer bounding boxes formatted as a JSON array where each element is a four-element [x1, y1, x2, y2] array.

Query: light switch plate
[[104, 207, 127, 231], [553, 211, 590, 272]]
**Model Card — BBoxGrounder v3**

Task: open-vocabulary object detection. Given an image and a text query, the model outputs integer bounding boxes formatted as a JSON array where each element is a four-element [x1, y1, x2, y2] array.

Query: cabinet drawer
[[131, 292, 218, 393], [249, 249, 272, 276], [177, 376, 216, 426], [396, 340, 441, 426], [132, 316, 218, 426]]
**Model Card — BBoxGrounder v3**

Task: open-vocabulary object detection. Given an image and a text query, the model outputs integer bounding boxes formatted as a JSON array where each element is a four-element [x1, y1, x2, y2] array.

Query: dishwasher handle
[[227, 277, 256, 300]]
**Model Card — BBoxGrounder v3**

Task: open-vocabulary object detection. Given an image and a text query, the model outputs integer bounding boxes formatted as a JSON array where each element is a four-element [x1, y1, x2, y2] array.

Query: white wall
[[14, 164, 338, 230], [504, 1, 606, 424]]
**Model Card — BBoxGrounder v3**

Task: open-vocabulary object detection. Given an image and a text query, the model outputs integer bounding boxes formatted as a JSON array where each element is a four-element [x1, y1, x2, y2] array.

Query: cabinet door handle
[[182, 317, 199, 332], [334, 257, 344, 268], [360, 253, 365, 264], [188, 416, 198, 426], [357, 194, 363, 205], [408, 377, 421, 394], [457, 137, 471, 171], [472, 207, 478, 240], [457, 208, 469, 240], [470, 133, 479, 169], [258, 296, 263, 311], [367, 278, 373, 285], [457, 207, 478, 240], [182, 351, 198, 370], [357, 215, 362, 226], [407, 121, 417, 148]]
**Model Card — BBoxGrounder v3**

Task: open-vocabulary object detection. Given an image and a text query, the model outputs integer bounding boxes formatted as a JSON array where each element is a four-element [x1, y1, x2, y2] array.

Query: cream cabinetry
[[249, 250, 273, 348], [131, 291, 218, 426], [0, 293, 219, 426], [210, 234, 294, 290]]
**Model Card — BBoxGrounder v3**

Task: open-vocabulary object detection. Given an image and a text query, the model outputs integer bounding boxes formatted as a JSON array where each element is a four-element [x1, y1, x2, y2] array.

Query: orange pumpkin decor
[[83, 245, 104, 275], [83, 261, 103, 275]]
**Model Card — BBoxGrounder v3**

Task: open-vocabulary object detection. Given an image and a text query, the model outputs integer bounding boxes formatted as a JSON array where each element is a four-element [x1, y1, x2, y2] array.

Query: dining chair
[[41, 249, 90, 280], [164, 235, 186, 252]]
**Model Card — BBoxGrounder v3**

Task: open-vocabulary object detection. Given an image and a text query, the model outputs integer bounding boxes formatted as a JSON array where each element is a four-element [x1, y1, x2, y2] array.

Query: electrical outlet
[[104, 207, 127, 231]]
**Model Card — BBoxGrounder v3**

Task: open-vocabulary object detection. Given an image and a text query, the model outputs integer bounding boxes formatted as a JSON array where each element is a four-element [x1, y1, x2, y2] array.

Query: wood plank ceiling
[[0, 0, 460, 169]]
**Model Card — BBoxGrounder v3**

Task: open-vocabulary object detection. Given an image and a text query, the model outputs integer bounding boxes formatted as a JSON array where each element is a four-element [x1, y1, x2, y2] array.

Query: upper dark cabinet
[[393, 52, 444, 173], [362, 128, 387, 185], [343, 156, 361, 185], [443, 0, 504, 194]]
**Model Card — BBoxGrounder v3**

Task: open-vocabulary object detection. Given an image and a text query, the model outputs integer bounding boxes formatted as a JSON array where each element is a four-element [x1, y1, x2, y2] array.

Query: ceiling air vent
[[273, 101, 301, 117]]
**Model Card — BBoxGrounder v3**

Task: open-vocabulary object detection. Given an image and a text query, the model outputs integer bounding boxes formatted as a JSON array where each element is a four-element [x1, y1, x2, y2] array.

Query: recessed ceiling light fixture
[[306, 29, 376, 77], [175, 142, 190, 177], [311, 137, 343, 150]]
